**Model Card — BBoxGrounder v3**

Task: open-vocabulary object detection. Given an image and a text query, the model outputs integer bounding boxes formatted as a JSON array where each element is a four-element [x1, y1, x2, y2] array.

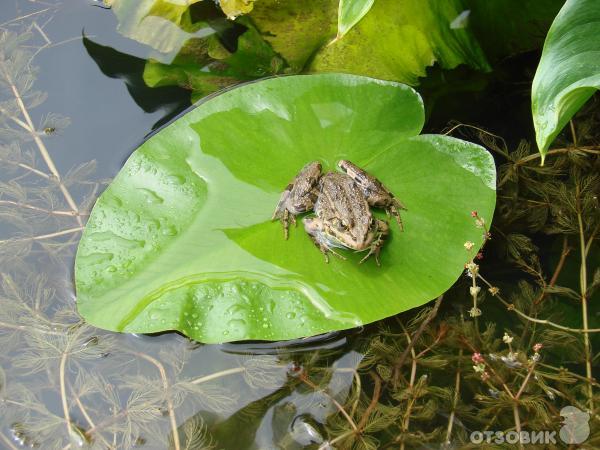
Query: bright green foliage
[[108, 0, 565, 100], [337, 0, 376, 39], [249, 0, 338, 72], [75, 74, 496, 343], [532, 0, 600, 162], [310, 0, 490, 85]]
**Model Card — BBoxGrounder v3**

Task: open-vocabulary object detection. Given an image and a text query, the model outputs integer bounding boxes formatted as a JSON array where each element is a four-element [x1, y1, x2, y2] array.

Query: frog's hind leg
[[272, 161, 322, 239], [359, 219, 389, 266], [338, 159, 406, 231], [272, 187, 293, 239]]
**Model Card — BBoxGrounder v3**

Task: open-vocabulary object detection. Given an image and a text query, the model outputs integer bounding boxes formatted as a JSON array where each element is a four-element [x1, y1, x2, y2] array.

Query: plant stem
[[300, 374, 358, 431], [73, 395, 113, 450], [59, 345, 72, 443], [479, 275, 600, 333], [356, 371, 381, 431], [392, 295, 443, 386], [517, 146, 600, 165], [190, 367, 245, 384], [576, 184, 594, 412], [0, 65, 83, 225], [444, 349, 462, 446], [0, 200, 83, 217], [137, 353, 180, 450], [0, 226, 84, 244]]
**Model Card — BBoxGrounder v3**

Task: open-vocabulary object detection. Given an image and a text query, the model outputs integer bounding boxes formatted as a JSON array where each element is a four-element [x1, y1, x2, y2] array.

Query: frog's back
[[316, 173, 371, 242]]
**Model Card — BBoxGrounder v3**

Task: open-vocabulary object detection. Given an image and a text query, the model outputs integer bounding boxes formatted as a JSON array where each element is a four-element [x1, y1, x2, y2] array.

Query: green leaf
[[337, 0, 376, 39], [75, 74, 496, 343], [532, 0, 600, 162], [249, 0, 338, 72], [219, 0, 257, 20], [142, 20, 284, 101], [309, 0, 491, 85]]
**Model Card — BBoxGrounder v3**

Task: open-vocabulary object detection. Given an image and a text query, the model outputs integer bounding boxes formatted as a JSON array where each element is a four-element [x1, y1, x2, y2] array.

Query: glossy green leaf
[[75, 74, 496, 343], [532, 0, 600, 162], [310, 0, 491, 84], [337, 0, 376, 39]]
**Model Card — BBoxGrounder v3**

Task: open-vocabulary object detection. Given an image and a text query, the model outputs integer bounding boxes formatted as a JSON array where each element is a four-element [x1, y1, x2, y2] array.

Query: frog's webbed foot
[[386, 199, 407, 232], [359, 220, 389, 266]]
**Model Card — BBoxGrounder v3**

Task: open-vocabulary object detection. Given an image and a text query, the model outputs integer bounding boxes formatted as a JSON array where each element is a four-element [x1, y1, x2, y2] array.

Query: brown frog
[[272, 160, 405, 265]]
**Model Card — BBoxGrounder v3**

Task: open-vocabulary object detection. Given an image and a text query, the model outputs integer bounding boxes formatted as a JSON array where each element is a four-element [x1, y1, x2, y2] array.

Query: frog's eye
[[331, 218, 346, 231]]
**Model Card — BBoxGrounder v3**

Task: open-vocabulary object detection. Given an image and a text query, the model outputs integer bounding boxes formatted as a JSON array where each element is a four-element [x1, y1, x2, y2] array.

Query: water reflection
[[0, 3, 366, 449]]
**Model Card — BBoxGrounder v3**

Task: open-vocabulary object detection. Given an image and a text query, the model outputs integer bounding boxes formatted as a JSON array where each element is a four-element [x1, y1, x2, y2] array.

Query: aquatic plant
[[0, 1, 598, 449]]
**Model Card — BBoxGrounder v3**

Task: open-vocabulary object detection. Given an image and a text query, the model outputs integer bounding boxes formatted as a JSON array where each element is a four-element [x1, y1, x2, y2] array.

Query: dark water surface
[[0, 3, 373, 449], [3, 1, 595, 449]]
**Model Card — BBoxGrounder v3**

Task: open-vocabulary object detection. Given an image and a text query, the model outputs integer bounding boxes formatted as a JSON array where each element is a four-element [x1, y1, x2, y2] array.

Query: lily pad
[[75, 74, 496, 343]]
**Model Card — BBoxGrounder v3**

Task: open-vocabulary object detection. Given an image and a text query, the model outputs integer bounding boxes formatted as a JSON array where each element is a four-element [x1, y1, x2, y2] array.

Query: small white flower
[[464, 241, 475, 251], [469, 307, 482, 317], [503, 332, 513, 344], [470, 286, 481, 296]]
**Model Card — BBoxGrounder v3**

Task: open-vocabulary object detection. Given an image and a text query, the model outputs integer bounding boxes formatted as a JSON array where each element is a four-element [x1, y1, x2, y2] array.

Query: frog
[[272, 159, 405, 265]]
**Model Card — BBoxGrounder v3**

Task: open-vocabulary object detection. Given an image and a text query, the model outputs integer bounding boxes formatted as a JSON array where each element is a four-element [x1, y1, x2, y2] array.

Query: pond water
[[1, 1, 596, 449], [0, 3, 381, 448]]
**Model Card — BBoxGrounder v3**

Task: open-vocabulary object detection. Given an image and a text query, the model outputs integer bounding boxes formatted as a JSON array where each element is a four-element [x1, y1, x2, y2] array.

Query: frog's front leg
[[359, 219, 389, 266], [338, 159, 406, 230], [303, 217, 346, 263], [272, 161, 321, 239]]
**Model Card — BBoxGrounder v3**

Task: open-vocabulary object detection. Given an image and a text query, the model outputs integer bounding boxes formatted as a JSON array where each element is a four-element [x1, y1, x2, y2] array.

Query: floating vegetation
[[0, 1, 599, 450]]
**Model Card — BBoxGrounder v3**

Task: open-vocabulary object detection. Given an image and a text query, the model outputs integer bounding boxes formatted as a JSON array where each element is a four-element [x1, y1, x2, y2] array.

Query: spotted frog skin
[[272, 160, 405, 265]]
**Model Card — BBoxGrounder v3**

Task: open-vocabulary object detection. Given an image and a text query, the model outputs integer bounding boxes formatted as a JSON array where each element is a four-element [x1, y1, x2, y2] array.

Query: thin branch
[[392, 295, 444, 386], [73, 394, 113, 450], [190, 367, 245, 385], [300, 374, 358, 431], [0, 7, 51, 27], [534, 236, 571, 305], [479, 275, 600, 333], [0, 65, 83, 226], [356, 371, 381, 431], [59, 343, 72, 441], [0, 200, 83, 216], [576, 183, 594, 412], [517, 146, 600, 165], [0, 226, 83, 244], [444, 349, 462, 446], [137, 353, 180, 450], [0, 320, 65, 336], [32, 21, 51, 45]]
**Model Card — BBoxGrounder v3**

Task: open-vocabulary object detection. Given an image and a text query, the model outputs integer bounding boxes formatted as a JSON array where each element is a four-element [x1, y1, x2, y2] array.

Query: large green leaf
[[309, 0, 490, 84], [75, 74, 496, 343], [532, 0, 600, 162]]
